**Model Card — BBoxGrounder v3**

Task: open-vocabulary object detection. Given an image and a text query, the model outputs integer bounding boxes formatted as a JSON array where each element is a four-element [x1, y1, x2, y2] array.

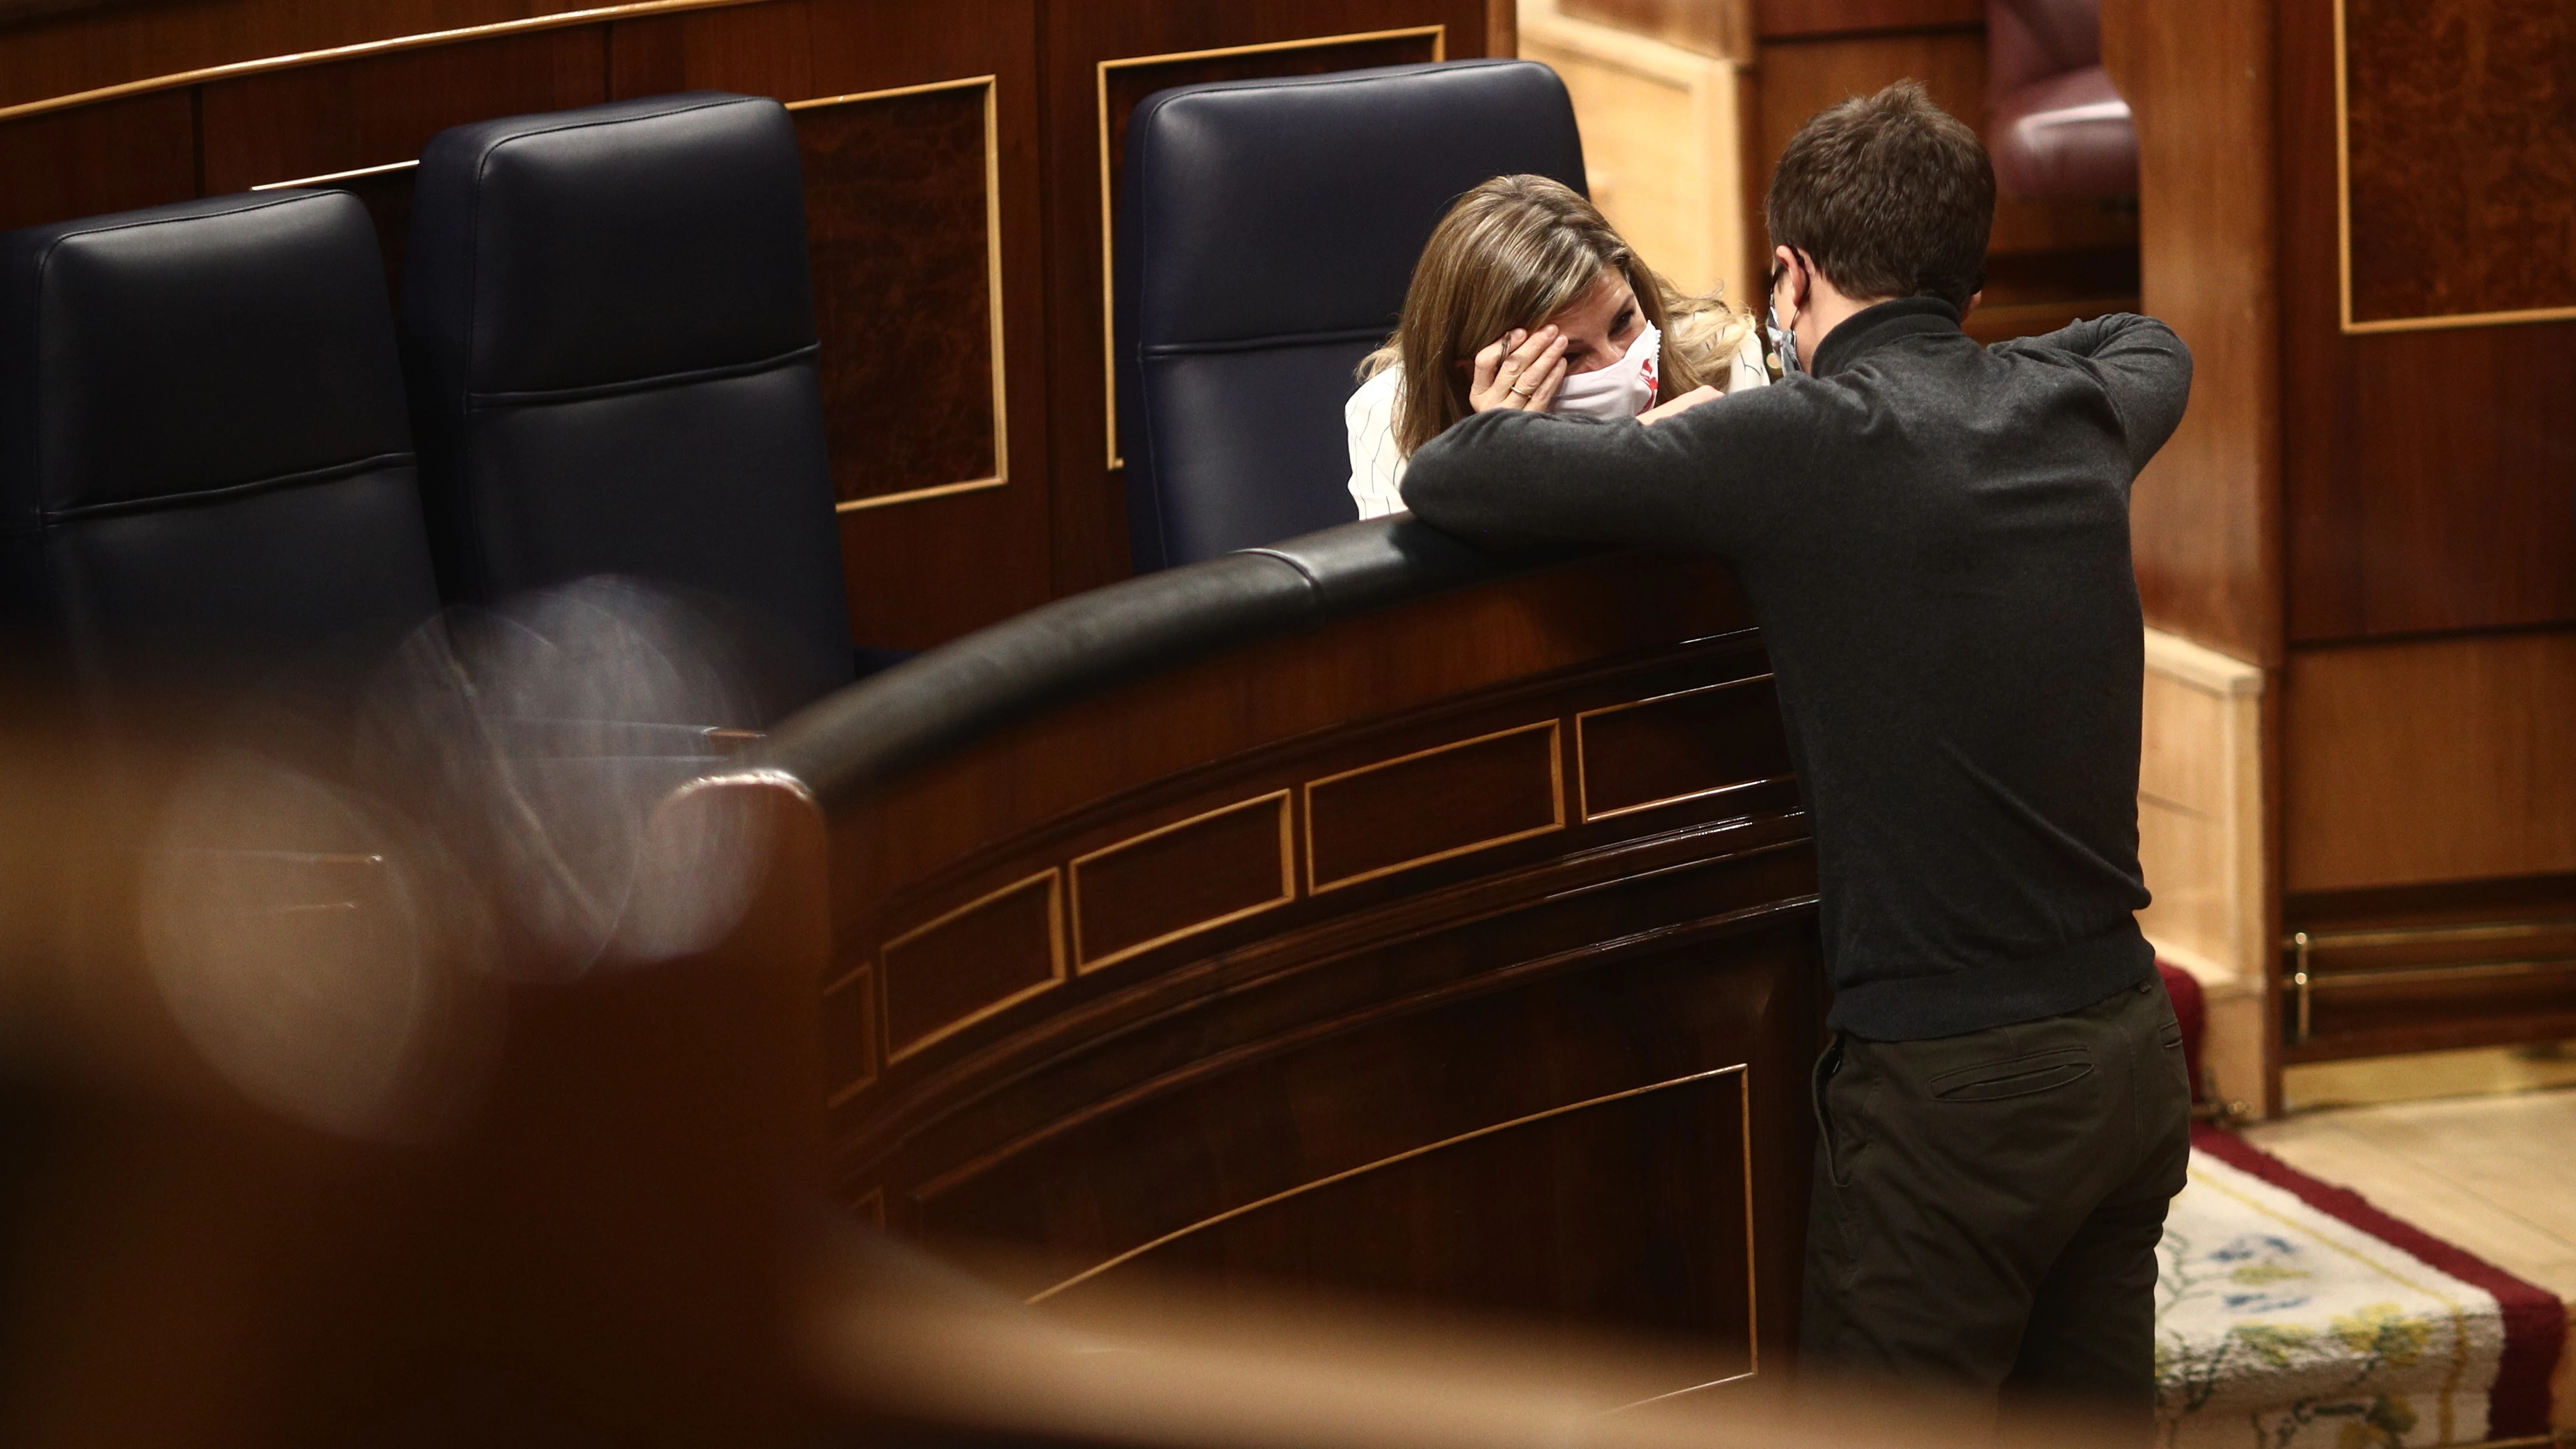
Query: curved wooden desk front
[[768, 519, 1823, 1394]]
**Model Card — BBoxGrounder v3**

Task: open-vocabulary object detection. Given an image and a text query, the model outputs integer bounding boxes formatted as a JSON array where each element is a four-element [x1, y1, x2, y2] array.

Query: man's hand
[[1638, 384, 1719, 426], [1469, 325, 1568, 414]]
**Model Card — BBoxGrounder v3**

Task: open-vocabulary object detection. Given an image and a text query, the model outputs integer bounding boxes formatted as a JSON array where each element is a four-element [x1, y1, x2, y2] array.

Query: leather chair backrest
[[0, 190, 440, 735], [1116, 61, 1586, 571], [1989, 0, 2102, 98], [401, 91, 854, 714]]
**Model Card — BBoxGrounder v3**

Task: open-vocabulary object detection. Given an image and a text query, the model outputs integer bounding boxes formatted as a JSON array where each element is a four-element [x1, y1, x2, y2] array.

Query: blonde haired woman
[[1346, 173, 1769, 519]]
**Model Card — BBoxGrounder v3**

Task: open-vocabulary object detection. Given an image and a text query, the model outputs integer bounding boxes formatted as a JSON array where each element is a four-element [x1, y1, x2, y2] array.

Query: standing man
[[1400, 81, 2194, 1421]]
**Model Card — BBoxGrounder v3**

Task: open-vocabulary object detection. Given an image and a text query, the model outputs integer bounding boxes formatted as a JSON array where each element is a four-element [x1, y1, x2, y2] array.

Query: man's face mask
[[1550, 322, 1661, 420], [1767, 258, 1804, 378]]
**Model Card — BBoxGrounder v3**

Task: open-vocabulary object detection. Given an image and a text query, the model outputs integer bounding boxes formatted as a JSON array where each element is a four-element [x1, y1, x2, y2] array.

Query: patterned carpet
[[2154, 1126, 2564, 1448]]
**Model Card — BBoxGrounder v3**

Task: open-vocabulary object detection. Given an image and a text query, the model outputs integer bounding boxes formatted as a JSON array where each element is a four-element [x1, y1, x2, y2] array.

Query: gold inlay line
[[1607, 1369, 1759, 1413], [1093, 25, 1446, 470], [0, 0, 772, 124], [1027, 1062, 1749, 1305], [784, 74, 994, 110], [2332, 0, 2353, 332], [251, 158, 419, 192], [836, 477, 1004, 513]]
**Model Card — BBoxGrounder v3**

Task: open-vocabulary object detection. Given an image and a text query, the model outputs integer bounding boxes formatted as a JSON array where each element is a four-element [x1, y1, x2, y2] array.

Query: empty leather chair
[[401, 91, 854, 714], [1116, 60, 1586, 571], [1987, 0, 2137, 197], [0, 190, 440, 738]]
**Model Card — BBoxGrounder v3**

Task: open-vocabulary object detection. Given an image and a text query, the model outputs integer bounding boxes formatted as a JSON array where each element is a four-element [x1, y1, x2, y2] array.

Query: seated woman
[[1346, 174, 1769, 519]]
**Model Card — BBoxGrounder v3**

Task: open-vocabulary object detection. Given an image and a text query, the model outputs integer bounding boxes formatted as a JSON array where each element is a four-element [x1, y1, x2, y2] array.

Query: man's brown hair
[[1765, 81, 1994, 313]]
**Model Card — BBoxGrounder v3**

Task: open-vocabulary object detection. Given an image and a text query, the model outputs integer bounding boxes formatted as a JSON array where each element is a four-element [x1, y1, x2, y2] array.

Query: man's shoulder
[[1988, 313, 2189, 371]]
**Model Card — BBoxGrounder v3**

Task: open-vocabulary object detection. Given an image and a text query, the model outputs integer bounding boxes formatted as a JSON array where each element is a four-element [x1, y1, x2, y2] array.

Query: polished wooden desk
[[765, 520, 1824, 1392]]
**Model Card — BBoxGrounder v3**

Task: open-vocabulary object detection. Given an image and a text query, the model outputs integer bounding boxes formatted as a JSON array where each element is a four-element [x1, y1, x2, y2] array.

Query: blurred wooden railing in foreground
[[0, 520, 1866, 1443]]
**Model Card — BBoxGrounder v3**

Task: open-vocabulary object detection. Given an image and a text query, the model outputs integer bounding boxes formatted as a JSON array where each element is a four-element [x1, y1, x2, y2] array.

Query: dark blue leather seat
[[401, 91, 855, 715], [1115, 60, 1586, 571], [0, 190, 440, 736]]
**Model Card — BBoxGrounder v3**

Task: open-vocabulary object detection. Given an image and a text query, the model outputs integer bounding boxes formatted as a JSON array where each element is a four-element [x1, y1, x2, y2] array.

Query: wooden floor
[[2247, 1069, 2576, 1430]]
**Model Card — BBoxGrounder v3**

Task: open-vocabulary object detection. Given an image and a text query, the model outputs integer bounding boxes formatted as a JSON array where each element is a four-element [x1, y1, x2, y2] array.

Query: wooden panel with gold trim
[[790, 76, 1011, 512], [822, 962, 879, 1107], [1577, 675, 1793, 823], [1305, 720, 1563, 894], [2335, 0, 2576, 333], [782, 0, 1057, 648], [608, 0, 818, 99], [900, 891, 1808, 1392], [2277, 0, 2576, 641], [828, 627, 1798, 1108], [879, 868, 1066, 1062], [1071, 791, 1297, 973], [1027, 1064, 1762, 1393]]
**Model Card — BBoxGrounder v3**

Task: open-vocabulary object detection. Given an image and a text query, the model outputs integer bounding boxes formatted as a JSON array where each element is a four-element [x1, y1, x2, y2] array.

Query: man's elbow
[[1396, 472, 1483, 539], [1395, 432, 1476, 522], [1398, 452, 1526, 548]]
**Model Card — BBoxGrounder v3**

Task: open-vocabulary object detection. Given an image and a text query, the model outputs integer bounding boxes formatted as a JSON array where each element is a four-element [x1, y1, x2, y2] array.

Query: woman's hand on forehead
[[1468, 326, 1568, 415]]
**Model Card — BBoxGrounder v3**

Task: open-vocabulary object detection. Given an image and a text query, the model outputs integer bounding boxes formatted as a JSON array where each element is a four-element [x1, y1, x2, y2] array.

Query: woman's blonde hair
[[1362, 174, 1755, 457]]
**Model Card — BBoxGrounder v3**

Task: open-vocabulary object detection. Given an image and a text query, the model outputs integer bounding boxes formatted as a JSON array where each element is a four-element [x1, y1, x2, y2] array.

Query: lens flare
[[140, 749, 498, 1141], [357, 576, 768, 979]]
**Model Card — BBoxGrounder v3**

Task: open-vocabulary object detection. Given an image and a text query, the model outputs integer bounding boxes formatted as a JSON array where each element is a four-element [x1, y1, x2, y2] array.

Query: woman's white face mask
[[1535, 323, 1659, 419], [1549, 322, 1660, 421]]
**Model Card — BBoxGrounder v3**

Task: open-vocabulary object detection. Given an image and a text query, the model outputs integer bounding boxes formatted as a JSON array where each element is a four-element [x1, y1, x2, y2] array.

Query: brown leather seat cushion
[[1987, 0, 2137, 197]]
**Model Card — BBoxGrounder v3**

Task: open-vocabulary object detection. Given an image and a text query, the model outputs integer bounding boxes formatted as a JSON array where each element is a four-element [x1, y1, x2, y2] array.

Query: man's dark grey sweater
[[1401, 297, 2193, 1041]]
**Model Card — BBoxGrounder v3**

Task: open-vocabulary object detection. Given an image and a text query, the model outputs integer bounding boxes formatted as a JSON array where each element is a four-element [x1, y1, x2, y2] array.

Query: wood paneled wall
[[0, 0, 1501, 649], [1567, 0, 2143, 346], [2108, 0, 2576, 1074], [1519, 6, 1750, 300], [2109, 0, 2576, 657], [2098, 0, 2280, 668]]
